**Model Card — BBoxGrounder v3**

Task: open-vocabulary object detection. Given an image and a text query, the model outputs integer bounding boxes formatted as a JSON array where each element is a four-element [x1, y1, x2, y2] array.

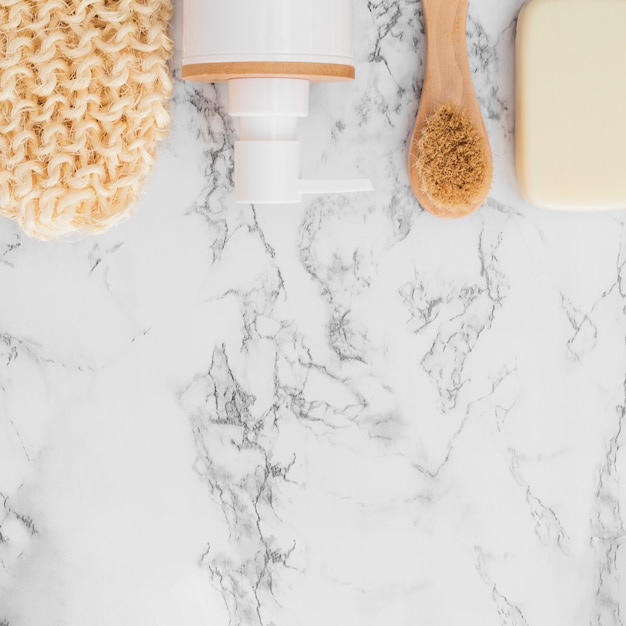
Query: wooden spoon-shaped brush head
[[409, 0, 493, 218]]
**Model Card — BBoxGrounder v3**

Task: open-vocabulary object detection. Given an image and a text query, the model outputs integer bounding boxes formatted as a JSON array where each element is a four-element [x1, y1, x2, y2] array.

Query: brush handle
[[420, 0, 473, 110]]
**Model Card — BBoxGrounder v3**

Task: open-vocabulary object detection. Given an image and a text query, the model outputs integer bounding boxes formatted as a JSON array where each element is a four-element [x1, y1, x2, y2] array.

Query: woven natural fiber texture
[[0, 0, 173, 239]]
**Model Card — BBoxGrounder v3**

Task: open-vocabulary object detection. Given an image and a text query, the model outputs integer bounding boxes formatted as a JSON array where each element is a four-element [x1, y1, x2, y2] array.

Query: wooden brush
[[408, 0, 493, 218]]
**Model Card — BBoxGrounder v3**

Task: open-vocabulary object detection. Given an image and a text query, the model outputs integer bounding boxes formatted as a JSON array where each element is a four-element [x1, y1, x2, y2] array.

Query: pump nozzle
[[229, 78, 372, 205]]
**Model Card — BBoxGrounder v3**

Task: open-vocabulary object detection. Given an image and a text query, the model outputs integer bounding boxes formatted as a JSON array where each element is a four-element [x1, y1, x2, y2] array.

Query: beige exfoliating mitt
[[0, 0, 173, 240]]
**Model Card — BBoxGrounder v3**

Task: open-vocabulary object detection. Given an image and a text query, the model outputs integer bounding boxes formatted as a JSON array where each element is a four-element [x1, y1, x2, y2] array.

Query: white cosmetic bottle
[[182, 0, 372, 204]]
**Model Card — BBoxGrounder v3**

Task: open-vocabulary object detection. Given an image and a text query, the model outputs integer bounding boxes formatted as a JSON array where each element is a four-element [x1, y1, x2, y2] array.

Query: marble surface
[[0, 0, 624, 624]]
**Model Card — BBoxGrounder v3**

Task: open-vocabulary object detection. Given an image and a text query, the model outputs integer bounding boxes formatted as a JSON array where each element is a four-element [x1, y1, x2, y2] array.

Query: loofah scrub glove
[[0, 0, 173, 240]]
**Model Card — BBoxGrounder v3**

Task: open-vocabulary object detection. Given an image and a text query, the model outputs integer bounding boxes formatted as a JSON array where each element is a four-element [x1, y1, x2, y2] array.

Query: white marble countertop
[[1, 0, 624, 624]]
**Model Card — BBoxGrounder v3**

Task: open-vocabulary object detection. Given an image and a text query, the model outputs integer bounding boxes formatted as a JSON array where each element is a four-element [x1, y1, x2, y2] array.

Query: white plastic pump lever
[[298, 179, 374, 196]]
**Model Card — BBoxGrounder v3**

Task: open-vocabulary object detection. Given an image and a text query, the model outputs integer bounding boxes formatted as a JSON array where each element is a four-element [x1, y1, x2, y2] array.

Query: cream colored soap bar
[[516, 0, 626, 210]]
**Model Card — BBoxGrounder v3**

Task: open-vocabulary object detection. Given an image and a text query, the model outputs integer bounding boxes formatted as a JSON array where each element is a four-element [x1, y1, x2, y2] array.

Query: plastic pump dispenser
[[230, 78, 372, 204], [182, 0, 372, 205]]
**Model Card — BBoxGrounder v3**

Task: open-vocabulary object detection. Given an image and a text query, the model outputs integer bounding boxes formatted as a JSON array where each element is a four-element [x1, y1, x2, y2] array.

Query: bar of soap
[[516, 0, 626, 210]]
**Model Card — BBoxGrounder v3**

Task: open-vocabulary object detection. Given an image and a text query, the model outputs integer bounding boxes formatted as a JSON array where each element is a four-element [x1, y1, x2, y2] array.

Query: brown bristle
[[414, 103, 489, 216]]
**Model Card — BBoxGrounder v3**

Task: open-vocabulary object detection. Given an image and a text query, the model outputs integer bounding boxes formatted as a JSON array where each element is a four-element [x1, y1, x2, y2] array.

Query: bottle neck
[[238, 117, 298, 142], [228, 78, 310, 118]]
